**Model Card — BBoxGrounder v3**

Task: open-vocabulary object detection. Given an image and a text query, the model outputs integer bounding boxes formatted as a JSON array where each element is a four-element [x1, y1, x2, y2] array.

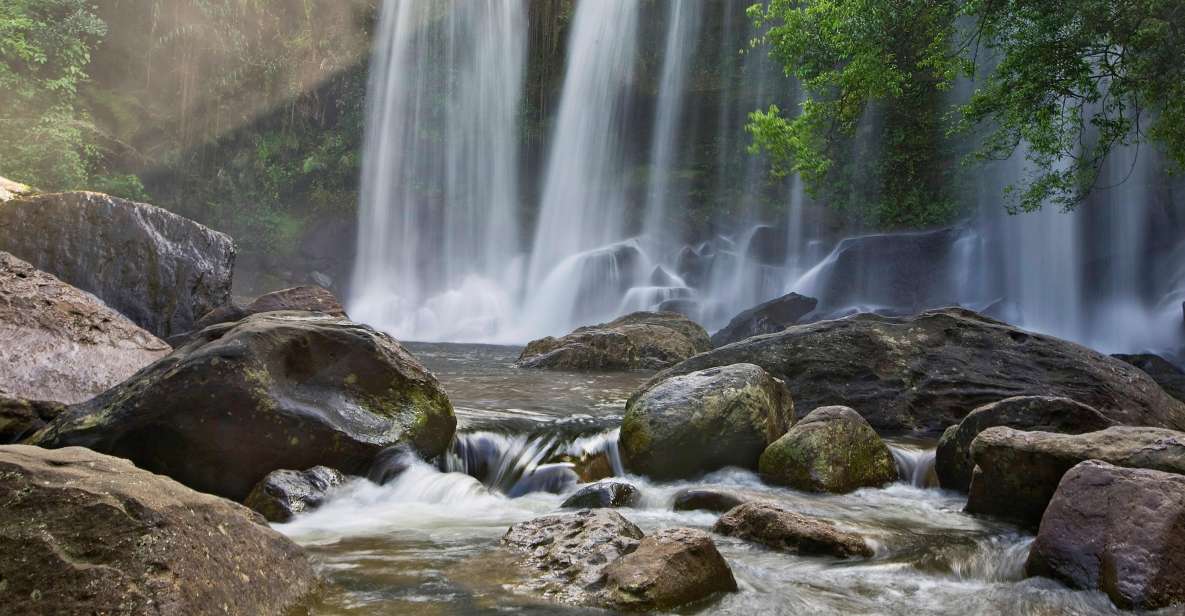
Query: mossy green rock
[[621, 363, 794, 480], [29, 311, 456, 500], [759, 406, 898, 493]]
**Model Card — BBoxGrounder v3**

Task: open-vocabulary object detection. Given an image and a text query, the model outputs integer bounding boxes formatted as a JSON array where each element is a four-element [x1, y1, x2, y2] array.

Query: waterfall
[[350, 0, 527, 342]]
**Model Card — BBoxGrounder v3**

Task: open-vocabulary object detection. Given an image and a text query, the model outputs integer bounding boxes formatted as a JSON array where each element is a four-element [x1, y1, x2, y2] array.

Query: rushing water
[[278, 343, 1147, 616]]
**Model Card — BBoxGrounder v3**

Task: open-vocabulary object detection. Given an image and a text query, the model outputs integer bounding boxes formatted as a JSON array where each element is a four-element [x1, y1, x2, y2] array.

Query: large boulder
[[1027, 461, 1185, 611], [501, 510, 734, 611], [648, 308, 1185, 434], [29, 311, 456, 501], [964, 426, 1185, 526], [935, 396, 1116, 492], [712, 501, 872, 558], [0, 191, 235, 338], [1113, 353, 1185, 402], [517, 311, 711, 371], [243, 466, 347, 523], [0, 397, 65, 445], [621, 363, 794, 480], [0, 251, 170, 404], [170, 285, 348, 346], [710, 292, 818, 347], [0, 445, 316, 615], [758, 406, 898, 493]]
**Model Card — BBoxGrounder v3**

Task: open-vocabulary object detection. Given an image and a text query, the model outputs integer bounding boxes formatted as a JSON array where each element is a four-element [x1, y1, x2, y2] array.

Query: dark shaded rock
[[1113, 353, 1185, 402], [745, 224, 788, 265], [560, 480, 640, 509], [1027, 461, 1185, 611], [517, 311, 710, 371], [0, 445, 316, 615], [621, 363, 794, 480], [675, 245, 711, 288], [672, 488, 749, 513], [711, 292, 819, 347], [602, 527, 737, 611], [649, 308, 1185, 434], [656, 298, 698, 317], [0, 191, 235, 338], [172, 285, 348, 346], [759, 405, 898, 493], [965, 426, 1185, 527], [0, 397, 66, 444], [712, 501, 872, 558], [935, 396, 1117, 492], [30, 311, 456, 501], [0, 251, 170, 404], [243, 466, 347, 522]]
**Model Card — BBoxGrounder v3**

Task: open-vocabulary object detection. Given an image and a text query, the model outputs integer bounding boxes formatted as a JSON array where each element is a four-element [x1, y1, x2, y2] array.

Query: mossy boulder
[[517, 311, 711, 370], [621, 363, 794, 480], [759, 406, 898, 493], [30, 311, 456, 501]]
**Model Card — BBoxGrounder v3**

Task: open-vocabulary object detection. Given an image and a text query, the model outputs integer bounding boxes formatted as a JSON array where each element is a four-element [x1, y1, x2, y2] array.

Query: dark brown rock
[[965, 426, 1185, 526], [1027, 461, 1185, 611], [30, 311, 456, 501], [560, 480, 640, 509], [672, 488, 749, 513], [0, 251, 170, 404], [649, 308, 1185, 434], [712, 501, 872, 558], [759, 405, 898, 493], [935, 396, 1116, 492], [0, 397, 65, 444], [0, 445, 317, 616], [711, 292, 818, 347], [602, 527, 737, 611], [517, 311, 710, 371], [243, 466, 348, 522], [1113, 353, 1185, 402]]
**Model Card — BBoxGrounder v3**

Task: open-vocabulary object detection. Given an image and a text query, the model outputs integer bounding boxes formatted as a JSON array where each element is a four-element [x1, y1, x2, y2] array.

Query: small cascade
[[441, 428, 624, 498], [888, 444, 939, 489]]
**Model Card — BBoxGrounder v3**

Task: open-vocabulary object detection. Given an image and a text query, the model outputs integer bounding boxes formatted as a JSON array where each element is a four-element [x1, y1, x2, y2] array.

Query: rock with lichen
[[758, 406, 898, 493]]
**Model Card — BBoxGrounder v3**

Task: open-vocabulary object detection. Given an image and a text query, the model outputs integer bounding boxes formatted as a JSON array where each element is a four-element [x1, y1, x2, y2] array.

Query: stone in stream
[[29, 311, 456, 501], [964, 426, 1185, 527], [712, 501, 873, 559], [1113, 353, 1185, 403], [0, 397, 66, 445], [560, 480, 640, 509], [672, 488, 750, 513], [0, 191, 235, 338], [759, 406, 898, 493], [502, 510, 735, 611], [935, 396, 1116, 492], [516, 311, 711, 371], [0, 251, 170, 405], [620, 363, 794, 480], [710, 292, 818, 347], [1027, 461, 1185, 611], [0, 445, 317, 615], [243, 466, 348, 522], [169, 285, 349, 346], [645, 308, 1185, 434]]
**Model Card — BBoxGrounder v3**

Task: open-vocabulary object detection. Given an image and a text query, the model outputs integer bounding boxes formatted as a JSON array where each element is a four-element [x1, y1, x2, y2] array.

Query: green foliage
[[0, 0, 106, 189]]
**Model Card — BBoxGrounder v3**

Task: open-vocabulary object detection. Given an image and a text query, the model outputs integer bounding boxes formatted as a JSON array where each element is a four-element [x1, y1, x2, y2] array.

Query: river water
[[278, 343, 1135, 615]]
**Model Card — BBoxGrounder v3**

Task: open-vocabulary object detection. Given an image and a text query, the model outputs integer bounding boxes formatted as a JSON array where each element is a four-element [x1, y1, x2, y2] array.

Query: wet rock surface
[[621, 363, 794, 480], [0, 397, 66, 445], [171, 285, 348, 346], [30, 311, 456, 501], [650, 308, 1185, 434], [965, 426, 1185, 526], [713, 501, 872, 559], [711, 292, 818, 347], [759, 405, 898, 493], [0, 445, 317, 616], [516, 311, 711, 370], [0, 251, 170, 404], [560, 480, 640, 509], [0, 191, 235, 338], [1027, 461, 1185, 611], [672, 488, 750, 513], [243, 466, 348, 522], [935, 396, 1116, 492], [602, 527, 737, 611]]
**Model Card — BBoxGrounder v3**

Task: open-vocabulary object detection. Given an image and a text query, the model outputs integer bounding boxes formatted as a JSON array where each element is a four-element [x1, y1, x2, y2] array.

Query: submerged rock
[[935, 396, 1116, 492], [648, 308, 1185, 434], [0, 191, 235, 338], [0, 445, 317, 615], [243, 466, 348, 522], [30, 311, 456, 501], [1113, 353, 1185, 402], [710, 292, 818, 347], [516, 311, 710, 371], [621, 363, 794, 480], [965, 426, 1185, 526], [560, 480, 640, 509], [502, 510, 735, 611], [712, 501, 872, 558], [1027, 461, 1185, 611], [672, 488, 749, 513], [0, 251, 170, 404], [0, 397, 66, 444], [759, 406, 898, 493]]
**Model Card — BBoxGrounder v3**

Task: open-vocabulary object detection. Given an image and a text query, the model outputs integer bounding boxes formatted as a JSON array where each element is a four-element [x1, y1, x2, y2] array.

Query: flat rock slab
[[713, 501, 872, 559]]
